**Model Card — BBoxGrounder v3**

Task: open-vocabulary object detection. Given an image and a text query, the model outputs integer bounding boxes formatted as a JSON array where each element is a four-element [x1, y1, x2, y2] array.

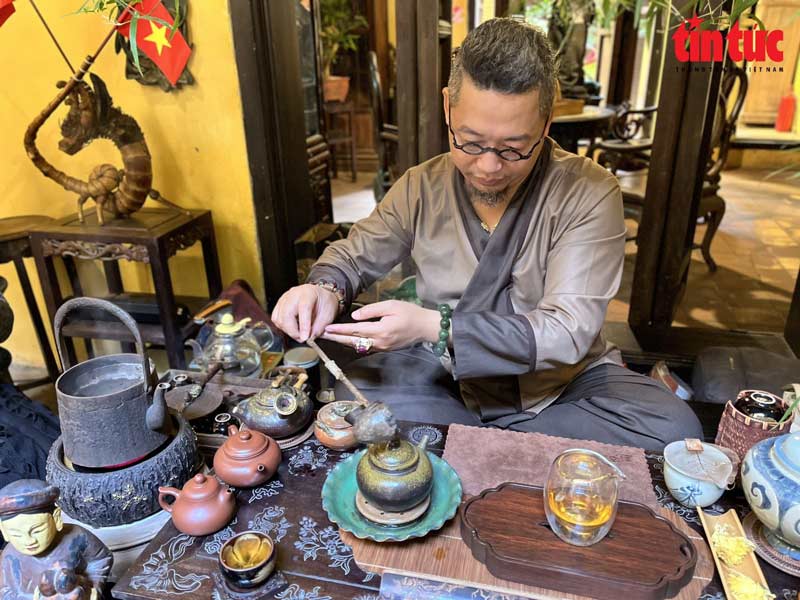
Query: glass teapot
[[544, 449, 626, 547], [188, 314, 263, 377]]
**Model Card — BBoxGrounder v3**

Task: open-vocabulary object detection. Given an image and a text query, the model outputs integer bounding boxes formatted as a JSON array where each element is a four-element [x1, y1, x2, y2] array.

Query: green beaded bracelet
[[433, 304, 452, 357]]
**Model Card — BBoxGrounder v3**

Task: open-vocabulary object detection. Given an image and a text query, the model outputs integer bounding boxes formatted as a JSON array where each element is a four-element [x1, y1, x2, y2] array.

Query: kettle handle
[[157, 487, 181, 513], [53, 297, 149, 380]]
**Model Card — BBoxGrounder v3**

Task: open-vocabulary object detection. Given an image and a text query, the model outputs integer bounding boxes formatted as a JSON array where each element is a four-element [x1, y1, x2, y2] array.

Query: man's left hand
[[322, 300, 440, 353]]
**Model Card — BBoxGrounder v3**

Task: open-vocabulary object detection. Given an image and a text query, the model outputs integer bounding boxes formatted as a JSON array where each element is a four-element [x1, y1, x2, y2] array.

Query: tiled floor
[[333, 168, 800, 333], [331, 172, 376, 223], [608, 168, 800, 332]]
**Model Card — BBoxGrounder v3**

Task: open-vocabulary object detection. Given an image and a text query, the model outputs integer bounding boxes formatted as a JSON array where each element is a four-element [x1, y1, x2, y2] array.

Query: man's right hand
[[271, 284, 340, 342]]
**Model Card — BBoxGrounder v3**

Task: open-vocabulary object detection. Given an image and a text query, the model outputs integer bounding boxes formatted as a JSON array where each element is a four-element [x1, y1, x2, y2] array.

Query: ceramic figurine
[[158, 473, 237, 537], [233, 373, 313, 439], [0, 479, 113, 600], [213, 426, 282, 488], [741, 432, 800, 555]]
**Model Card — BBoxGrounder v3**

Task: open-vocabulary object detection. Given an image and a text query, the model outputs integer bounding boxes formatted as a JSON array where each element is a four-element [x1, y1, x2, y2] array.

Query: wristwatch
[[313, 280, 347, 314]]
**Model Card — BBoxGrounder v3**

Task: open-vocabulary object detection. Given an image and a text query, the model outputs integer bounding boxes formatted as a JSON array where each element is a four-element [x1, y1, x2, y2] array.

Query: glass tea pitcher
[[544, 449, 626, 546]]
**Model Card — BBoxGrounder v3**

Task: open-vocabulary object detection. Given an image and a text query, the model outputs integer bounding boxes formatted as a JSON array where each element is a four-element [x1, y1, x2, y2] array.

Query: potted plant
[[320, 0, 367, 102]]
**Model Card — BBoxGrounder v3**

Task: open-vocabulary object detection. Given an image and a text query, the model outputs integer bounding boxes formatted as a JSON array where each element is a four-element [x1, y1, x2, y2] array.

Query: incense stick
[[306, 339, 369, 406]]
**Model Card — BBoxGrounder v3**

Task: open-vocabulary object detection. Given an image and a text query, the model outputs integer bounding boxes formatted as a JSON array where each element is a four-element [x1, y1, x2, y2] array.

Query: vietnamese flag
[[0, 0, 15, 28], [116, 0, 191, 86]]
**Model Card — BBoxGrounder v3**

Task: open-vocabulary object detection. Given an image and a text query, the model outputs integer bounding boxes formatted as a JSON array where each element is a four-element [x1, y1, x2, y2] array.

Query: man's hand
[[322, 300, 440, 352], [271, 284, 340, 342]]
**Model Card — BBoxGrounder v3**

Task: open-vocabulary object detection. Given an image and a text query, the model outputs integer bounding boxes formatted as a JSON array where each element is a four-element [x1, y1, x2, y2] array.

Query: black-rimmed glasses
[[447, 104, 547, 162]]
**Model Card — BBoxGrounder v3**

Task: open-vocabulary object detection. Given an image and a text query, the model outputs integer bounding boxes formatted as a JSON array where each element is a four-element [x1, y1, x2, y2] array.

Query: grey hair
[[448, 18, 557, 121]]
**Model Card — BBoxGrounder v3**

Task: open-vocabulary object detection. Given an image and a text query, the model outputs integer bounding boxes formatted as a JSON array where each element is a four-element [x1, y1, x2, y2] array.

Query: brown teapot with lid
[[158, 473, 236, 536], [213, 425, 282, 488]]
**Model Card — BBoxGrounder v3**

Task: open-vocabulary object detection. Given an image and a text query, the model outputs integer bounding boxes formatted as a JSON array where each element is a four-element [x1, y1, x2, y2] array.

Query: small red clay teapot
[[158, 473, 236, 536], [213, 425, 282, 488]]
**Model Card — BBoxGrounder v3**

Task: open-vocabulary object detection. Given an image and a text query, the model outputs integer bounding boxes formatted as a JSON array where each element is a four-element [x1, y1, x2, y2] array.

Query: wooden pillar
[[229, 0, 316, 305], [396, 0, 419, 173], [605, 10, 637, 105], [628, 0, 726, 338]]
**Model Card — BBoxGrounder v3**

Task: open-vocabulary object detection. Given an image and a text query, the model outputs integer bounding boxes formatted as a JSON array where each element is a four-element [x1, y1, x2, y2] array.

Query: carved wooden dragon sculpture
[[24, 63, 184, 225]]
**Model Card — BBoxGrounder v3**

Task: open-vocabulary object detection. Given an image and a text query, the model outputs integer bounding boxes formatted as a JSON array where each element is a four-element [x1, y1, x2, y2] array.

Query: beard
[[465, 180, 510, 207]]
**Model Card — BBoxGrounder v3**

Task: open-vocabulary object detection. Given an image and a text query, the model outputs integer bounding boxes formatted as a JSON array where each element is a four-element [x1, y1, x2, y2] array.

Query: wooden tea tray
[[698, 509, 770, 598], [342, 491, 714, 600], [459, 483, 696, 600]]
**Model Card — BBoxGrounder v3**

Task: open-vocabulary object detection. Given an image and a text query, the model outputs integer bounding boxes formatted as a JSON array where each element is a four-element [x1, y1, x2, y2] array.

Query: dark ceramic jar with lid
[[734, 390, 786, 422], [356, 436, 433, 512]]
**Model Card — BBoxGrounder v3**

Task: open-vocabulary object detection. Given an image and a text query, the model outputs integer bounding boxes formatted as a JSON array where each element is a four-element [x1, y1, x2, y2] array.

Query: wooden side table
[[29, 209, 222, 370], [323, 100, 358, 181], [0, 215, 71, 386]]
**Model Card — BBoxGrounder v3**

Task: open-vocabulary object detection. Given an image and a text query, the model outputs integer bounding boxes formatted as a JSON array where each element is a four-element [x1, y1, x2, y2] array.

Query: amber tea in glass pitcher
[[544, 449, 626, 546]]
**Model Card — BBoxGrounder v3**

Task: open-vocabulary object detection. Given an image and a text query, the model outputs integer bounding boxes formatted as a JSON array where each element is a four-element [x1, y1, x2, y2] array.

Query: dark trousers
[[333, 344, 703, 451]]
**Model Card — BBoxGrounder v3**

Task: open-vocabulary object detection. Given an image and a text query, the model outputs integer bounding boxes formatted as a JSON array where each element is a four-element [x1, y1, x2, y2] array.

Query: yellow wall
[[452, 0, 469, 47], [0, 2, 260, 367]]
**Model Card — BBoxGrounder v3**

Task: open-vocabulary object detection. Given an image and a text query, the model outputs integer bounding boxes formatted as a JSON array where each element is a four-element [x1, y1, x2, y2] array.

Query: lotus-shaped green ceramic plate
[[322, 448, 462, 542]]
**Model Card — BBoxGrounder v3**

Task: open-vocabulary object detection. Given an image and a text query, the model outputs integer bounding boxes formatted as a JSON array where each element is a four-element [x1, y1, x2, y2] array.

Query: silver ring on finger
[[354, 337, 374, 355]]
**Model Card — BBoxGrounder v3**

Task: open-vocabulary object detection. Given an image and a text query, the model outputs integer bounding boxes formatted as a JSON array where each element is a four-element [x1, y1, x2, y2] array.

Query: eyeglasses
[[447, 104, 547, 162]]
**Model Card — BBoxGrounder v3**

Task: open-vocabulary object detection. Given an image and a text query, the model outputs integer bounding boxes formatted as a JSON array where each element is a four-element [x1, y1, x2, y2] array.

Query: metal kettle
[[53, 297, 169, 469]]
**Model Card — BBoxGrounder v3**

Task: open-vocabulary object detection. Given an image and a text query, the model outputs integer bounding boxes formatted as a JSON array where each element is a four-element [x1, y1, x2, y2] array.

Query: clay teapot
[[314, 400, 359, 450], [158, 473, 236, 537], [356, 435, 433, 512], [233, 373, 313, 439], [213, 425, 282, 488]]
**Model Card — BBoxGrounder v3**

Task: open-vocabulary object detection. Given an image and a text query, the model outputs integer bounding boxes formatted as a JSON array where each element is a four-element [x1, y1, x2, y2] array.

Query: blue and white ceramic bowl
[[741, 432, 800, 554], [663, 441, 731, 508]]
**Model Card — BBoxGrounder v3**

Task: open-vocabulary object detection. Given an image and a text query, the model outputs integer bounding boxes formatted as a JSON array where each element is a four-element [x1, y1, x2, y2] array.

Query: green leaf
[[129, 13, 142, 76]]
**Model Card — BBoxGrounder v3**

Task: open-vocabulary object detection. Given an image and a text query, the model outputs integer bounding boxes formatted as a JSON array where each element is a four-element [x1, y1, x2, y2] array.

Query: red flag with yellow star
[[116, 0, 191, 86], [0, 0, 15, 28]]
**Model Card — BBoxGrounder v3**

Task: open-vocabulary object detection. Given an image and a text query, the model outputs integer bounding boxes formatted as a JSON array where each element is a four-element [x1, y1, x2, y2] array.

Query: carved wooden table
[[110, 422, 799, 600], [29, 208, 222, 369]]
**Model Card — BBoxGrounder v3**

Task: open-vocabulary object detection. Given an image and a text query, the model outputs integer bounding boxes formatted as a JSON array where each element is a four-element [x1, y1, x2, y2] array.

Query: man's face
[[0, 510, 61, 555], [444, 76, 550, 206]]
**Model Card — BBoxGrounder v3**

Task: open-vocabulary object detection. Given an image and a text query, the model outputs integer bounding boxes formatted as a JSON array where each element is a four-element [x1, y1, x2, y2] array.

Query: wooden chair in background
[[610, 65, 748, 271]]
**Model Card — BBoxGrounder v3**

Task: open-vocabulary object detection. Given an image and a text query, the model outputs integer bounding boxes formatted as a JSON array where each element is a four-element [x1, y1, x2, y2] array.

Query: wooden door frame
[[229, 0, 317, 307]]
